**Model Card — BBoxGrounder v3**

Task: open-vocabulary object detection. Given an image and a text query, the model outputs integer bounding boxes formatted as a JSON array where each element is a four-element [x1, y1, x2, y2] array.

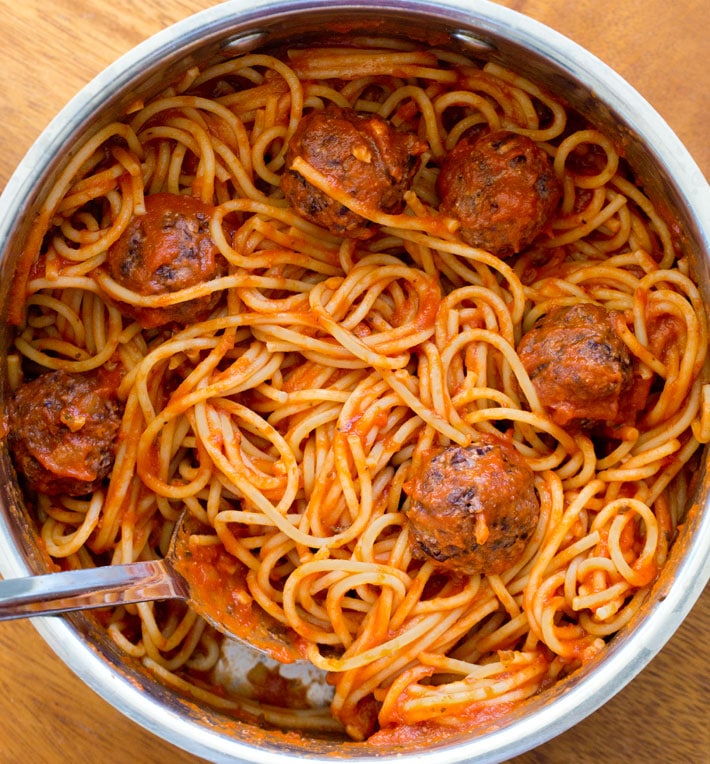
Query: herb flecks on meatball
[[437, 129, 561, 256], [518, 302, 635, 429], [282, 105, 427, 239], [7, 369, 123, 496], [404, 438, 539, 576], [107, 192, 227, 328]]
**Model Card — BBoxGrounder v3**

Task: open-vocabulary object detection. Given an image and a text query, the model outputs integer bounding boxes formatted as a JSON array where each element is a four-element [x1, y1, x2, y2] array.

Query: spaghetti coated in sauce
[[5, 37, 710, 742]]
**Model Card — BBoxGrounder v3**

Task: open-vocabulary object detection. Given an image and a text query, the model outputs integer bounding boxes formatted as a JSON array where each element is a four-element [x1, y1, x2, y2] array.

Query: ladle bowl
[[0, 511, 304, 663]]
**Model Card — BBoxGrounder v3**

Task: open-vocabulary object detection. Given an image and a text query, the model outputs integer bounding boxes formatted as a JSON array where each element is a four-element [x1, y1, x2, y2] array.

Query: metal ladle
[[0, 511, 304, 664]]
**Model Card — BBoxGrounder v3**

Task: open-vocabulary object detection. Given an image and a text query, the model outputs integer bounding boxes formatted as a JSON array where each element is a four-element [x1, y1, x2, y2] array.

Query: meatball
[[403, 438, 539, 576], [517, 302, 634, 429], [437, 129, 561, 256], [281, 105, 427, 239], [107, 192, 227, 328], [7, 369, 123, 496]]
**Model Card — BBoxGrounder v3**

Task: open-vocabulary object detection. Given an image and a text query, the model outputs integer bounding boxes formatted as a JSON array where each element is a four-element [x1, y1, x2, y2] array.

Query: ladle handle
[[0, 560, 187, 619]]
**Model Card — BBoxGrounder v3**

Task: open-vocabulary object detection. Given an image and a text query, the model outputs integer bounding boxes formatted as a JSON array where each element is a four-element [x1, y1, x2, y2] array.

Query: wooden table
[[0, 1, 707, 762]]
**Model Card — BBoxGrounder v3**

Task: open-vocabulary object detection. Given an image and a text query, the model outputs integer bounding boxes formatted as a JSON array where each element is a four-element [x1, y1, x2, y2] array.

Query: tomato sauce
[[368, 701, 521, 747], [173, 536, 307, 664]]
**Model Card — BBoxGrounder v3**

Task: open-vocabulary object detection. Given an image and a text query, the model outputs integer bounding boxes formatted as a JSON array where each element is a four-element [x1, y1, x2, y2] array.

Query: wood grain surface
[[0, 1, 707, 763]]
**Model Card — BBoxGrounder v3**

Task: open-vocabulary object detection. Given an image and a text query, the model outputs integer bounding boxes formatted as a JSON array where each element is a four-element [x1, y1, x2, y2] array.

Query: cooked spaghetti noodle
[[5, 37, 709, 743]]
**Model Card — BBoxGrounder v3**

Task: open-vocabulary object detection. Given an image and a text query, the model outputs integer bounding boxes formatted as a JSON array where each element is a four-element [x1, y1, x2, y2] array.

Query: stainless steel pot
[[0, 1, 707, 762]]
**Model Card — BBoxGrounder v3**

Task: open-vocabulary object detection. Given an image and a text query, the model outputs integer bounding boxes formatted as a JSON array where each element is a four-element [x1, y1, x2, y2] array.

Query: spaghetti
[[5, 37, 709, 743]]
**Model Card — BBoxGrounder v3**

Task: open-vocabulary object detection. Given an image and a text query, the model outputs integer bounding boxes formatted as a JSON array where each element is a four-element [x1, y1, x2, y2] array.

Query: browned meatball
[[107, 192, 227, 328], [437, 129, 561, 256], [281, 105, 427, 239], [7, 369, 123, 496], [517, 303, 634, 429], [403, 437, 539, 576]]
